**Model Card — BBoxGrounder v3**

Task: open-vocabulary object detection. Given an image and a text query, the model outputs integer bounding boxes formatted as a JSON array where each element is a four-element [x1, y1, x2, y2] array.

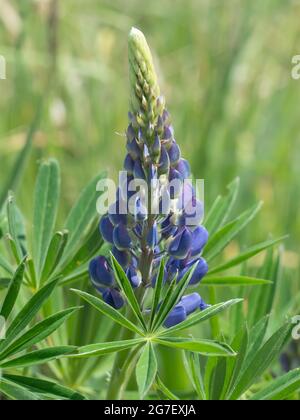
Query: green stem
[[106, 288, 145, 400], [106, 310, 138, 399]]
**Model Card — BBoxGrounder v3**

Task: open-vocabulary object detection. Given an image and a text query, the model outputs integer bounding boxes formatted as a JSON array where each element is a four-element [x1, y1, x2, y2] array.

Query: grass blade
[[202, 275, 272, 286]]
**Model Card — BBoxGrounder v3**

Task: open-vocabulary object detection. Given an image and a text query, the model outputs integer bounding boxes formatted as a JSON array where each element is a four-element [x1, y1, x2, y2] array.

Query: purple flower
[[113, 223, 132, 250], [89, 256, 114, 287], [168, 141, 181, 166], [168, 227, 192, 259], [102, 288, 125, 309], [99, 215, 114, 244], [164, 304, 186, 328], [126, 265, 142, 288], [191, 226, 209, 256], [112, 246, 130, 268]]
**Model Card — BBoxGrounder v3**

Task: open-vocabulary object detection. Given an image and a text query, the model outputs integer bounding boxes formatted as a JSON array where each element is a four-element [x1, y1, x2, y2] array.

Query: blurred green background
[[0, 0, 299, 266]]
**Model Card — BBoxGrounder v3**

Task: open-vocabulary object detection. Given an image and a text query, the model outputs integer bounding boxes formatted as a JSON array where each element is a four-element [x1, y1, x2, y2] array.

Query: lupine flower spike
[[89, 27, 209, 328]]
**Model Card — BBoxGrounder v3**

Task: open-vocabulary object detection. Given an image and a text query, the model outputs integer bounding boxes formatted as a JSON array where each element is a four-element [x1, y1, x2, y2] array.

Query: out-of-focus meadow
[[1, 0, 299, 267]]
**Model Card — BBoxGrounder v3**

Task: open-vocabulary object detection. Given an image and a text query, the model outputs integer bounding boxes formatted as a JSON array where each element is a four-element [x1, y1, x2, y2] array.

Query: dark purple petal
[[126, 138, 140, 159], [191, 226, 209, 256], [188, 257, 208, 285], [180, 293, 202, 315], [168, 141, 181, 166], [99, 215, 114, 244], [158, 146, 170, 176], [134, 197, 147, 221], [133, 159, 146, 180], [168, 168, 183, 199], [176, 159, 191, 178], [124, 154, 134, 174], [89, 256, 114, 287], [112, 246, 130, 268], [108, 201, 128, 226], [102, 288, 125, 309], [126, 124, 135, 141], [113, 223, 132, 250], [164, 304, 187, 328], [168, 228, 192, 259], [126, 266, 142, 288]]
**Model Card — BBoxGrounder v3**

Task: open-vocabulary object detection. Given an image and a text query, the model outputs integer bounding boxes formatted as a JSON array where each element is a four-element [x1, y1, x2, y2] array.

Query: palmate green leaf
[[222, 317, 269, 399], [6, 193, 25, 260], [221, 327, 249, 400], [154, 337, 236, 357], [250, 369, 300, 400], [0, 254, 14, 276], [3, 374, 86, 401], [0, 256, 26, 319], [40, 230, 69, 284], [0, 307, 80, 361], [110, 254, 147, 330], [0, 378, 41, 400], [33, 159, 61, 277], [208, 236, 287, 275], [0, 277, 60, 352], [152, 264, 197, 332], [155, 376, 179, 400], [62, 171, 106, 260], [249, 251, 280, 327], [184, 352, 206, 400], [160, 299, 243, 337], [67, 338, 144, 359], [149, 258, 166, 329], [0, 346, 76, 369], [203, 201, 263, 262], [71, 289, 144, 336], [202, 275, 272, 286], [227, 322, 292, 400], [205, 177, 240, 235], [136, 342, 157, 398]]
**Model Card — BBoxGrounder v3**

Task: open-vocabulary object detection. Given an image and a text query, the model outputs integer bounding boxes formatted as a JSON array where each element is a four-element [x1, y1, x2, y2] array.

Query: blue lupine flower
[[102, 288, 125, 309], [126, 266, 142, 288], [89, 27, 210, 327], [99, 215, 114, 244], [164, 292, 208, 327], [191, 226, 209, 256], [113, 223, 132, 250], [112, 246, 130, 268], [168, 227, 192, 259], [89, 256, 114, 287], [164, 305, 186, 328]]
